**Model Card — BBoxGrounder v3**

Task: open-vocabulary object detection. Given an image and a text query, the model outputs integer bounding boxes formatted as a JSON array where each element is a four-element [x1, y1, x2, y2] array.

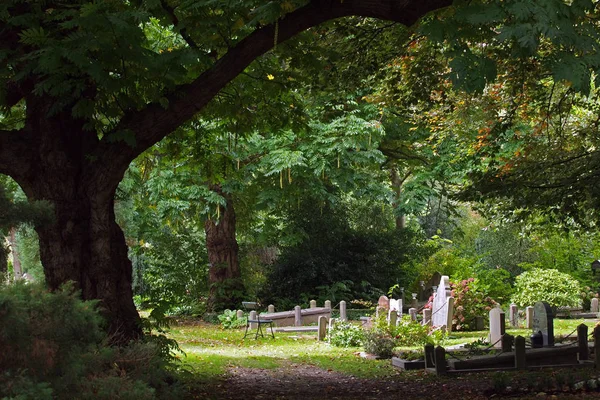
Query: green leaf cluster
[[510, 268, 582, 308]]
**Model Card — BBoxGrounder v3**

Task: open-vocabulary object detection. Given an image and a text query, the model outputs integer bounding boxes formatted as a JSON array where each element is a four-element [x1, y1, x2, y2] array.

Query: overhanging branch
[[93, 0, 452, 181]]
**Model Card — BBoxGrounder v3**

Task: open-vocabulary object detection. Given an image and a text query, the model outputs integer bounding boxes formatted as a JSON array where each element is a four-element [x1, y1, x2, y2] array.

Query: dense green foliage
[[511, 268, 583, 308], [0, 283, 181, 400], [262, 200, 429, 309], [217, 309, 247, 329], [328, 321, 364, 348]]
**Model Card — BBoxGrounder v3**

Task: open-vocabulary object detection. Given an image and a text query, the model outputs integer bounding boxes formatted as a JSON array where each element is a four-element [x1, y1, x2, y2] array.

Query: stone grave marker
[[489, 307, 505, 349], [376, 295, 389, 317], [592, 298, 599, 313], [525, 306, 534, 329], [317, 316, 327, 341], [309, 300, 317, 309], [509, 304, 518, 327], [389, 310, 398, 326], [389, 298, 402, 321], [339, 300, 347, 321], [533, 301, 554, 347], [409, 307, 417, 321], [432, 275, 454, 331], [423, 308, 432, 326]]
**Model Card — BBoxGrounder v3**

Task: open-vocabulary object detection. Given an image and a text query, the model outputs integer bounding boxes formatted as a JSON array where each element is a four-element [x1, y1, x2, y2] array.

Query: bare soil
[[186, 361, 600, 400]]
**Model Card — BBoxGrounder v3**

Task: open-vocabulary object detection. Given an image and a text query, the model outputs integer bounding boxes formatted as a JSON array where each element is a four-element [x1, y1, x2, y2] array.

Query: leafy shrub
[[218, 309, 247, 329], [394, 315, 434, 347], [450, 278, 498, 331], [510, 268, 582, 308], [0, 282, 181, 400], [363, 330, 396, 358], [328, 321, 364, 347]]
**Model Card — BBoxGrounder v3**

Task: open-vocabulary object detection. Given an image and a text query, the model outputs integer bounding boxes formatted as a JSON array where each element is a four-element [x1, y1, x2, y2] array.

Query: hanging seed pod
[[337, 154, 340, 168], [288, 168, 292, 184], [216, 204, 220, 219], [280, 170, 283, 189], [237, 159, 240, 170]]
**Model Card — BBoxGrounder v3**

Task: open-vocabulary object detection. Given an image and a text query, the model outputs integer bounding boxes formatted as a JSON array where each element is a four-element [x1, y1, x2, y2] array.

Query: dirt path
[[188, 361, 488, 400], [187, 362, 600, 400]]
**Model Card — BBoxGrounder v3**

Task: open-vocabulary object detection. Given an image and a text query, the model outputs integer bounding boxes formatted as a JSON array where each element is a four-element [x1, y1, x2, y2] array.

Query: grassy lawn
[[167, 317, 600, 382]]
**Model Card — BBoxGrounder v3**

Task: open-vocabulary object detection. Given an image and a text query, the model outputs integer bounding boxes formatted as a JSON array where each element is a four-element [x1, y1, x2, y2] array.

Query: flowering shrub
[[451, 278, 498, 331]]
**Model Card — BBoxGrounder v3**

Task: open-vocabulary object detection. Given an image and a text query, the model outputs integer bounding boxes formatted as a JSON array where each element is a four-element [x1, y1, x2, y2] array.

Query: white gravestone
[[339, 300, 347, 321], [389, 298, 402, 322], [489, 307, 505, 349], [432, 275, 455, 331]]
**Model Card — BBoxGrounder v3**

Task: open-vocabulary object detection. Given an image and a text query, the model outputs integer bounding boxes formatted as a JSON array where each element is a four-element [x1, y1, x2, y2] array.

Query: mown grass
[[168, 318, 599, 382]]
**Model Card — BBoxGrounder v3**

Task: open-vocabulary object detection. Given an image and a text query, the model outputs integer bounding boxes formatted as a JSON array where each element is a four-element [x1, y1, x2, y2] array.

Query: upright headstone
[[237, 309, 244, 319], [423, 308, 432, 326], [324, 300, 332, 309], [532, 301, 554, 347], [432, 275, 454, 330], [525, 306, 534, 329], [389, 298, 402, 324], [294, 305, 302, 326], [377, 295, 389, 317], [409, 307, 417, 321], [317, 316, 327, 341], [510, 304, 518, 327], [389, 310, 398, 326], [446, 297, 455, 333], [389, 298, 402, 317], [592, 298, 599, 313], [328, 317, 337, 331], [489, 307, 505, 349], [411, 293, 418, 309], [268, 304, 275, 313], [339, 300, 347, 321], [249, 310, 258, 329], [309, 299, 317, 309]]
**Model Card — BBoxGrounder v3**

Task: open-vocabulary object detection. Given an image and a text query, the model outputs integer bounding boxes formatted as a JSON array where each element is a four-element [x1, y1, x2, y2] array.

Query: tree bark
[[390, 167, 412, 230], [4, 100, 142, 344], [204, 185, 244, 311]]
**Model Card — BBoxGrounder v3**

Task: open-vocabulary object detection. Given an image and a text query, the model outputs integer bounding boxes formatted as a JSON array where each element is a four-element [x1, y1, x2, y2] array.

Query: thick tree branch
[[93, 0, 452, 185]]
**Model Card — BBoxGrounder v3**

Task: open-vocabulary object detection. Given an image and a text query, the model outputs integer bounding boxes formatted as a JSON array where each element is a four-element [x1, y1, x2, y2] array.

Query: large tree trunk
[[7, 101, 142, 344], [204, 185, 244, 311]]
